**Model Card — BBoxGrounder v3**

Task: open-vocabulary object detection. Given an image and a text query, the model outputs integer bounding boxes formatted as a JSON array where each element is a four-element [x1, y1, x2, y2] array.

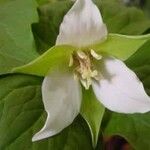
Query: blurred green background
[[123, 0, 150, 17]]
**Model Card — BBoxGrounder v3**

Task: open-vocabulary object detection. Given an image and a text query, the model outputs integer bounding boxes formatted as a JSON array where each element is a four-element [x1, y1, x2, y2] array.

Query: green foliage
[[36, 0, 49, 5], [123, 0, 150, 18], [32, 0, 73, 53], [95, 0, 150, 34], [0, 0, 39, 75], [142, 0, 150, 18]]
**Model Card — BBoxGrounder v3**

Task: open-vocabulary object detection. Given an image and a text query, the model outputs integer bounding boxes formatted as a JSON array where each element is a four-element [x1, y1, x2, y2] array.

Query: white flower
[[32, 0, 150, 142]]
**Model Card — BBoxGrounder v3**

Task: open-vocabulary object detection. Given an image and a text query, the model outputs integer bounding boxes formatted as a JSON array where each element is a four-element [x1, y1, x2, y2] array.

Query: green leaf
[[36, 0, 49, 5], [80, 88, 105, 148], [12, 45, 76, 76], [32, 0, 150, 53], [0, 0, 39, 75], [103, 41, 150, 150], [0, 74, 93, 150], [93, 33, 150, 61]]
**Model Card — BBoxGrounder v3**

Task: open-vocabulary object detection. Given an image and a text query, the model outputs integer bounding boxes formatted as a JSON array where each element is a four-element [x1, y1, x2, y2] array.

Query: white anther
[[77, 51, 87, 59], [91, 70, 98, 77], [90, 49, 102, 60]]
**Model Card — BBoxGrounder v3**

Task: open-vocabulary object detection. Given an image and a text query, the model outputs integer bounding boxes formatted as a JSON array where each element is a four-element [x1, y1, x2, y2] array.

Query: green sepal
[[12, 45, 77, 76], [93, 33, 150, 61], [80, 87, 105, 148]]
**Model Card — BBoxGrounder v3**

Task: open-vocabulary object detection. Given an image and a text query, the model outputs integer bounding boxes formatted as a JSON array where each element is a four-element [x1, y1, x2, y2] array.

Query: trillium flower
[[32, 0, 150, 141]]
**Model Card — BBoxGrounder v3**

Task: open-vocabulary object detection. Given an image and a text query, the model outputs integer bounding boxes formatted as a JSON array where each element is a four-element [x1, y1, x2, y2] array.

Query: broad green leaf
[[12, 45, 76, 76], [93, 33, 150, 61], [0, 0, 39, 75], [80, 88, 105, 148], [103, 41, 150, 150], [32, 0, 150, 53], [0, 74, 93, 150]]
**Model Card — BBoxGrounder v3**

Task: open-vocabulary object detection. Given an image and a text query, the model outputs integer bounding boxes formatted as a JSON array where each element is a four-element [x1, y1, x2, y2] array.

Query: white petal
[[56, 0, 108, 47], [92, 57, 150, 113], [32, 71, 81, 141]]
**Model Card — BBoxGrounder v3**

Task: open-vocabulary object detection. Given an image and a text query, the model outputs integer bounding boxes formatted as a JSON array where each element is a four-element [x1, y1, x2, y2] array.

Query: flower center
[[69, 49, 102, 89]]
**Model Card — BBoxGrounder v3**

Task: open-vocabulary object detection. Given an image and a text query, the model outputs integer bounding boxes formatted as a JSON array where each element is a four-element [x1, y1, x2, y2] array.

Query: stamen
[[69, 55, 74, 67], [91, 70, 98, 77], [81, 70, 91, 79], [80, 78, 91, 90], [77, 51, 87, 59], [71, 50, 102, 90], [90, 49, 102, 60]]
